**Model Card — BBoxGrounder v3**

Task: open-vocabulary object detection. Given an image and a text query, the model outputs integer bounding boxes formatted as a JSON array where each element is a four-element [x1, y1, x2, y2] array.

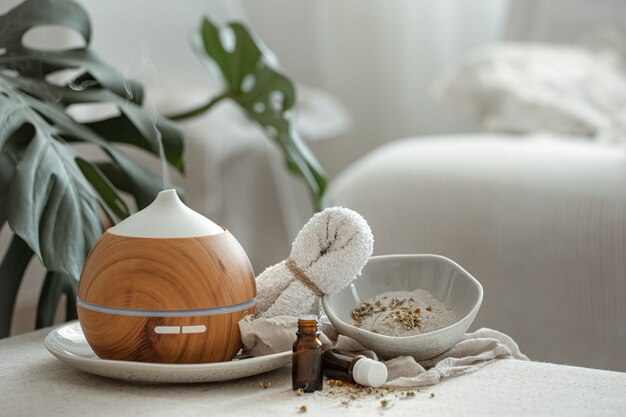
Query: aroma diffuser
[[77, 189, 256, 364]]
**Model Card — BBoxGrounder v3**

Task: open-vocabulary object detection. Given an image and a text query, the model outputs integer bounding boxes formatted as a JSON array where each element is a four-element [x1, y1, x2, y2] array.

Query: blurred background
[[3, 0, 626, 372]]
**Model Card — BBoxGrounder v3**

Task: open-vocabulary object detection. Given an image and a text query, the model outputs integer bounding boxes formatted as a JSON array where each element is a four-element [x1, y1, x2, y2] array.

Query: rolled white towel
[[255, 207, 374, 318]]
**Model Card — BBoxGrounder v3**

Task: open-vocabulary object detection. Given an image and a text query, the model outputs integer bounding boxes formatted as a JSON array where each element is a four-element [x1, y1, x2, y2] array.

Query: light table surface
[[1, 326, 625, 417]]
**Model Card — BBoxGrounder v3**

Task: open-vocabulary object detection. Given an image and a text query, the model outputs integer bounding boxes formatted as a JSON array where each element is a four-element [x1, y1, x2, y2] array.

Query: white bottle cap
[[352, 358, 388, 388]]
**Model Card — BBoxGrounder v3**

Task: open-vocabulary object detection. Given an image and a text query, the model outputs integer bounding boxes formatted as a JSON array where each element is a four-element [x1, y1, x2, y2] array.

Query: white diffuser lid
[[352, 358, 388, 388], [108, 189, 223, 238]]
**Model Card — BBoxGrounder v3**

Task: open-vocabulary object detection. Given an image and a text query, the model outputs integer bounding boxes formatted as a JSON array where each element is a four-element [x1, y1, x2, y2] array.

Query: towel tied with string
[[254, 207, 374, 318]]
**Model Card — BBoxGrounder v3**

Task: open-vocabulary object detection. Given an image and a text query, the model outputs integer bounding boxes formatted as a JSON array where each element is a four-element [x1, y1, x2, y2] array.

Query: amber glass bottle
[[292, 316, 323, 392]]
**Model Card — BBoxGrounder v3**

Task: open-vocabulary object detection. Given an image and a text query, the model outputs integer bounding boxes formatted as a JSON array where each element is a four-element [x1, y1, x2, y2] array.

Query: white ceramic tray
[[44, 322, 291, 383]]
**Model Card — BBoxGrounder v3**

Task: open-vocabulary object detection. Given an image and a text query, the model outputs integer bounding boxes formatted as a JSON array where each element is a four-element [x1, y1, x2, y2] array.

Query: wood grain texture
[[79, 231, 255, 310], [77, 230, 256, 363], [77, 306, 254, 363]]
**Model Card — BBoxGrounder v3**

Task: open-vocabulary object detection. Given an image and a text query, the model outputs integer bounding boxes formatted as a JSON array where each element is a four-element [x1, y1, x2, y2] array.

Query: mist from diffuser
[[77, 189, 257, 364]]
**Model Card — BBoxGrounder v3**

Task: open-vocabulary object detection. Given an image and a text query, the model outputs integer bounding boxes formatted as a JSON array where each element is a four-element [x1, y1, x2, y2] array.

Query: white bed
[[329, 134, 626, 371]]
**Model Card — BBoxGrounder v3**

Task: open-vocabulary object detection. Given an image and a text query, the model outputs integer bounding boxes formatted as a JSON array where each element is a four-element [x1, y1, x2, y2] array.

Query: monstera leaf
[[172, 18, 327, 211], [0, 0, 184, 336]]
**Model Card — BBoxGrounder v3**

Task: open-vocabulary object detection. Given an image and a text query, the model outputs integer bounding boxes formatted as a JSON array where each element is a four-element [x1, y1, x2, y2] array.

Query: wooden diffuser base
[[77, 307, 254, 363], [77, 230, 256, 364]]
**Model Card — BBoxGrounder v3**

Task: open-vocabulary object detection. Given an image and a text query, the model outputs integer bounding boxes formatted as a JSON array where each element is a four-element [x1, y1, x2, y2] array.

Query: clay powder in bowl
[[351, 289, 457, 337], [322, 254, 483, 360]]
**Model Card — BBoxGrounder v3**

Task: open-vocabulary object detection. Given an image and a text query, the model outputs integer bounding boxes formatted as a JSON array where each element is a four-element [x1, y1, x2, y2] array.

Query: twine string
[[285, 258, 324, 298]]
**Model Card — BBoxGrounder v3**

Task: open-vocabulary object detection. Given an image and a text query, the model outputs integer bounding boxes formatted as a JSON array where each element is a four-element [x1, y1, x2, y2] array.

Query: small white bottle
[[322, 349, 388, 387]]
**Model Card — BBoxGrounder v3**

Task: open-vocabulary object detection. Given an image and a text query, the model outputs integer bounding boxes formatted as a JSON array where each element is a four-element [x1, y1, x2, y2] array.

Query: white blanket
[[435, 42, 626, 142]]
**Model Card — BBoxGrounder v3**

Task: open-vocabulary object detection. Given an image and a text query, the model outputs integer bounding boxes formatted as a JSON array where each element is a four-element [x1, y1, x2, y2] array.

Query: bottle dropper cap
[[352, 358, 388, 388]]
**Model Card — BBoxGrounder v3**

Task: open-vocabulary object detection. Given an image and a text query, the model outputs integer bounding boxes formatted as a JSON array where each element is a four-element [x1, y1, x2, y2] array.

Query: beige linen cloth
[[239, 316, 528, 388]]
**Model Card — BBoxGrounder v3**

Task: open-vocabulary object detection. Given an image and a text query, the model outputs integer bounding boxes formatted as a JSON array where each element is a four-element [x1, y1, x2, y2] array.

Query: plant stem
[[314, 193, 330, 212], [168, 93, 229, 121]]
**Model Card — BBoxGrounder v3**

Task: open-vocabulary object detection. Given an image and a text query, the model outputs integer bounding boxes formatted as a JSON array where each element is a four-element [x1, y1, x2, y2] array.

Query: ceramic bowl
[[322, 254, 483, 360]]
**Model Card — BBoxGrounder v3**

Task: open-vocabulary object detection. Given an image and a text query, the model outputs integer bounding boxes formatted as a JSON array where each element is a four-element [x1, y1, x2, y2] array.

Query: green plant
[[0, 0, 184, 337], [0, 1, 328, 337], [171, 19, 328, 212]]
